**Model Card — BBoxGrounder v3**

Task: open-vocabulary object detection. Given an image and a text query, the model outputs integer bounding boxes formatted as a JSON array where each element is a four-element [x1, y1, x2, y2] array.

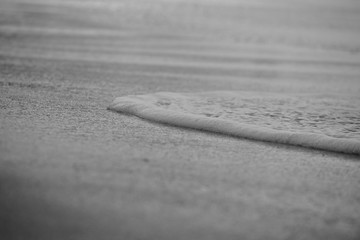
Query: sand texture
[[1, 0, 360, 239]]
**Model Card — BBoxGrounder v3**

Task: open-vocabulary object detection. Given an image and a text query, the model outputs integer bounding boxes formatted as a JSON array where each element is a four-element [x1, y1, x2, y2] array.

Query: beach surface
[[1, 0, 360, 239]]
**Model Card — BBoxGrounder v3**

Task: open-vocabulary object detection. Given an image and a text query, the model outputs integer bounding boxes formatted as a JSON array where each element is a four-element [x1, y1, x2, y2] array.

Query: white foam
[[108, 91, 360, 155]]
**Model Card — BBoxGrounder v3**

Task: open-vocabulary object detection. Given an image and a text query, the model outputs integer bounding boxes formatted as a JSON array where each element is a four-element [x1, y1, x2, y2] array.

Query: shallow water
[[109, 91, 360, 155], [149, 92, 360, 140]]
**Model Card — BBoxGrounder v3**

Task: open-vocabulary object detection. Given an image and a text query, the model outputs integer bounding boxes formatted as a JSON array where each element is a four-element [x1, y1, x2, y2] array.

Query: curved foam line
[[108, 96, 360, 155]]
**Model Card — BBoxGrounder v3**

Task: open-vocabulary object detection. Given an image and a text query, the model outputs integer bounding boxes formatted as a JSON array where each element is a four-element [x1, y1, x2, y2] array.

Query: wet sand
[[1, 0, 360, 239]]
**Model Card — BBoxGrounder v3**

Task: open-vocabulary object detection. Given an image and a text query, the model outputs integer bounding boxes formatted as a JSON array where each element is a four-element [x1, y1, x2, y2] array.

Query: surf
[[108, 91, 360, 155]]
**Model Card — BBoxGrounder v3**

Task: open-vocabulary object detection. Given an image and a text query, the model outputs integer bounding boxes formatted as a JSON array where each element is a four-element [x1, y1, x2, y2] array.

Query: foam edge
[[108, 97, 360, 156]]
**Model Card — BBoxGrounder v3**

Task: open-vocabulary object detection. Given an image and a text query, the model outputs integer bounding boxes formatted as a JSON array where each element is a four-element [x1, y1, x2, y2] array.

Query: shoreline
[[1, 0, 360, 239]]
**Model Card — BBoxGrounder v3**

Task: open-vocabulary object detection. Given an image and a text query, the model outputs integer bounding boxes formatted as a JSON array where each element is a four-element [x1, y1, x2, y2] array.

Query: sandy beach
[[1, 0, 360, 239]]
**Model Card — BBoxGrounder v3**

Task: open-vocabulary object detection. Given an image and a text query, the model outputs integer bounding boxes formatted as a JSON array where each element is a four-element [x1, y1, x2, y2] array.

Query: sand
[[1, 0, 360, 239]]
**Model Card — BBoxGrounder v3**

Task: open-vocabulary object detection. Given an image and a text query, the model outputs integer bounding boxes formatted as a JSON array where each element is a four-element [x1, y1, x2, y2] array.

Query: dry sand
[[1, 0, 360, 239]]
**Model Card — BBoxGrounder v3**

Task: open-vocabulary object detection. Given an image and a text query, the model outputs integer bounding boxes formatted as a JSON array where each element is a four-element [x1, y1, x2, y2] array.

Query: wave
[[108, 91, 360, 155]]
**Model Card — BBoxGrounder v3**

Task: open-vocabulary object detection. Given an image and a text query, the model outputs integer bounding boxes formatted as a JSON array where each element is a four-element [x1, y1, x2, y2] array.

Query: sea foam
[[108, 91, 360, 155]]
